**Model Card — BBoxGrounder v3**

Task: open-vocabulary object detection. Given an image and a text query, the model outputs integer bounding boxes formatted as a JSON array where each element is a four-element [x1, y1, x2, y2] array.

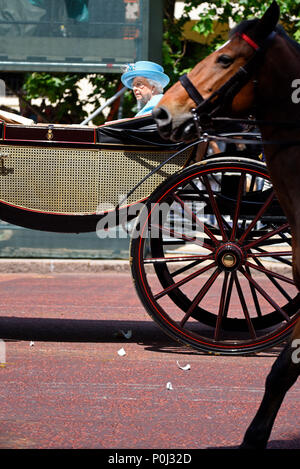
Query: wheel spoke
[[223, 272, 234, 319], [233, 272, 257, 339], [144, 254, 213, 264], [230, 172, 245, 241], [249, 255, 292, 301], [202, 174, 229, 241], [154, 261, 217, 301], [239, 266, 291, 321], [170, 257, 213, 278], [250, 238, 290, 248], [247, 250, 292, 259], [150, 223, 213, 250], [270, 223, 292, 246], [189, 179, 232, 232], [214, 272, 229, 341], [245, 260, 295, 285], [243, 223, 290, 251], [238, 190, 275, 244], [172, 192, 219, 245], [249, 246, 293, 267], [189, 179, 210, 203], [180, 267, 221, 326], [245, 265, 262, 317]]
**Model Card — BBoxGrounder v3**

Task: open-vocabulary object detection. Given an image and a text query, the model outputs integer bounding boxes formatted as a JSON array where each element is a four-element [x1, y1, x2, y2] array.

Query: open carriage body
[[0, 115, 298, 355], [0, 116, 190, 233]]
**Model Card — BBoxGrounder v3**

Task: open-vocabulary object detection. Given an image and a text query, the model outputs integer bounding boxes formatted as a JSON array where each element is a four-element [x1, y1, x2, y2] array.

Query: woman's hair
[[147, 78, 164, 94]]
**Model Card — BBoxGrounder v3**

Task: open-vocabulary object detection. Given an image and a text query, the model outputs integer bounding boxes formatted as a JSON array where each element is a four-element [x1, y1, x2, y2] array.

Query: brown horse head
[[153, 1, 280, 141]]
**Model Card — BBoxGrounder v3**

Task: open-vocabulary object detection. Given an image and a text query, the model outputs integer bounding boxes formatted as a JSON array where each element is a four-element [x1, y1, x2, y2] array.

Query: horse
[[153, 1, 300, 449]]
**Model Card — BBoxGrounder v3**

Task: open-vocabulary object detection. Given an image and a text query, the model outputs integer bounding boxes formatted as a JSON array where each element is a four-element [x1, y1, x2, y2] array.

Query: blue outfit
[[135, 94, 163, 117]]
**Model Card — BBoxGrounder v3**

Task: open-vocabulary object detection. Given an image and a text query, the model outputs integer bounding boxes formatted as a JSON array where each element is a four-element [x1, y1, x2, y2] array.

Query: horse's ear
[[251, 1, 280, 42]]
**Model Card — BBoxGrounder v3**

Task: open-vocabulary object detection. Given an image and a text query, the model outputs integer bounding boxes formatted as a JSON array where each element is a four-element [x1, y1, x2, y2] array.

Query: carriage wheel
[[130, 157, 300, 355]]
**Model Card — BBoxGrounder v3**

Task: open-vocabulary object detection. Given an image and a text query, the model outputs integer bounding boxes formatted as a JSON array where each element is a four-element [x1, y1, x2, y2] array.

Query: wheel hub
[[222, 253, 237, 268], [216, 243, 244, 272]]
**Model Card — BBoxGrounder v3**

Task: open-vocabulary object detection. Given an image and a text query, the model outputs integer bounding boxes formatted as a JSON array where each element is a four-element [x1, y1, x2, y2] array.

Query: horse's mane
[[229, 19, 300, 55]]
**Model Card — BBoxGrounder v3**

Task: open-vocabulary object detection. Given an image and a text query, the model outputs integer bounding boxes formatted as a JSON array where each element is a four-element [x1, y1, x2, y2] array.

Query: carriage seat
[[97, 115, 183, 148]]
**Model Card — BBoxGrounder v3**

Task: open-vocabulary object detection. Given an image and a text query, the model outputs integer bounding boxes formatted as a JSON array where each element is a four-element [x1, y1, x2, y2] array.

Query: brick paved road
[[0, 272, 299, 450]]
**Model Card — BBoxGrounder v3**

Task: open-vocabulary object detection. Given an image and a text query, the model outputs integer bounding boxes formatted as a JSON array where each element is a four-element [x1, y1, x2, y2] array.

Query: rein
[[200, 131, 300, 147], [208, 117, 300, 146]]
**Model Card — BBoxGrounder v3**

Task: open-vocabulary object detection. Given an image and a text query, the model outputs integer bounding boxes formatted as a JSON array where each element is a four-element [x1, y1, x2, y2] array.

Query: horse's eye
[[217, 54, 234, 68]]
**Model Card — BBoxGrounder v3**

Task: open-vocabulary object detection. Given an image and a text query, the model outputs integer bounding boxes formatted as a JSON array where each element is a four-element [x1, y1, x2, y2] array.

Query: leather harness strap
[[178, 31, 277, 130], [179, 74, 204, 107], [237, 33, 260, 51], [179, 31, 276, 110]]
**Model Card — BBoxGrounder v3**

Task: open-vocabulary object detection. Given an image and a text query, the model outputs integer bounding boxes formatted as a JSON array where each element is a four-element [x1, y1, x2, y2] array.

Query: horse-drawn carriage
[[0, 0, 298, 449], [0, 112, 298, 355]]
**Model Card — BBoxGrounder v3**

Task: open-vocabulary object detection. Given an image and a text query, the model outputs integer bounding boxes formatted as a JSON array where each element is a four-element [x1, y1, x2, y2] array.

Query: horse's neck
[[257, 35, 300, 136]]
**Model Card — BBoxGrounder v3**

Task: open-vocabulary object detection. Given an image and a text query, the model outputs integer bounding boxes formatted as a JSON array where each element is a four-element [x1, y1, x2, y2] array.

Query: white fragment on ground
[[118, 347, 126, 357], [29, 341, 35, 347], [176, 360, 191, 371], [120, 330, 132, 339], [166, 382, 173, 390]]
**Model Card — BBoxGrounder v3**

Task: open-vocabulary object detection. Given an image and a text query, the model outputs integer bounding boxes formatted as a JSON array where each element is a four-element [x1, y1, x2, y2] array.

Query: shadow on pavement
[[0, 315, 285, 357], [0, 315, 188, 352]]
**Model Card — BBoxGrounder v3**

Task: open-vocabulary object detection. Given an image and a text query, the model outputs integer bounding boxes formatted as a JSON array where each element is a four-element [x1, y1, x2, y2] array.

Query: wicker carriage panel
[[0, 145, 191, 214]]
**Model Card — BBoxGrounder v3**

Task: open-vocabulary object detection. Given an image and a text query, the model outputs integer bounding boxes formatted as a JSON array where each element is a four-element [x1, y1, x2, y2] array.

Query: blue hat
[[121, 61, 170, 89]]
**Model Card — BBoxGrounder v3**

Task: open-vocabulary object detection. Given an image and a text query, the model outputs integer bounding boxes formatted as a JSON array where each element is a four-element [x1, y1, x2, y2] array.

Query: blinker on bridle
[[179, 31, 277, 134]]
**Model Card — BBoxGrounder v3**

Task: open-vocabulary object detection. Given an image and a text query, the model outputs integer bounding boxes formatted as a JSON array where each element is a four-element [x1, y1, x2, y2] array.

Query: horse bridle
[[179, 31, 277, 134]]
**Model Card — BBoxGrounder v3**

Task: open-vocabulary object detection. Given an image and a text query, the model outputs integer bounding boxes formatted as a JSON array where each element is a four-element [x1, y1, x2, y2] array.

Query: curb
[[0, 258, 291, 275], [0, 259, 131, 274]]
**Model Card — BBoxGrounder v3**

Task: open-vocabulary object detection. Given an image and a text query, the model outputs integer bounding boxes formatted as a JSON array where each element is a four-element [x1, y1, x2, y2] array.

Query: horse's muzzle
[[152, 106, 173, 138], [153, 106, 197, 142]]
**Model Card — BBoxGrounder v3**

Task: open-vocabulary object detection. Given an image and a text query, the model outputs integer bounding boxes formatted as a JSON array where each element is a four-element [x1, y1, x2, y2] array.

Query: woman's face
[[132, 77, 155, 106]]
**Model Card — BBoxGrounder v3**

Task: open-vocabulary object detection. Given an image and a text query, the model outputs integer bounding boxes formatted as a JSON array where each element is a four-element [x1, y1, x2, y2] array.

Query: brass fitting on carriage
[[47, 124, 54, 141]]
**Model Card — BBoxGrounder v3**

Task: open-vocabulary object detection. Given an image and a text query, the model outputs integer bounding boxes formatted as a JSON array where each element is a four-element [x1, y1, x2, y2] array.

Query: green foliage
[[23, 71, 122, 124], [163, 0, 300, 83], [86, 73, 124, 124], [23, 72, 87, 123], [24, 73, 80, 103]]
